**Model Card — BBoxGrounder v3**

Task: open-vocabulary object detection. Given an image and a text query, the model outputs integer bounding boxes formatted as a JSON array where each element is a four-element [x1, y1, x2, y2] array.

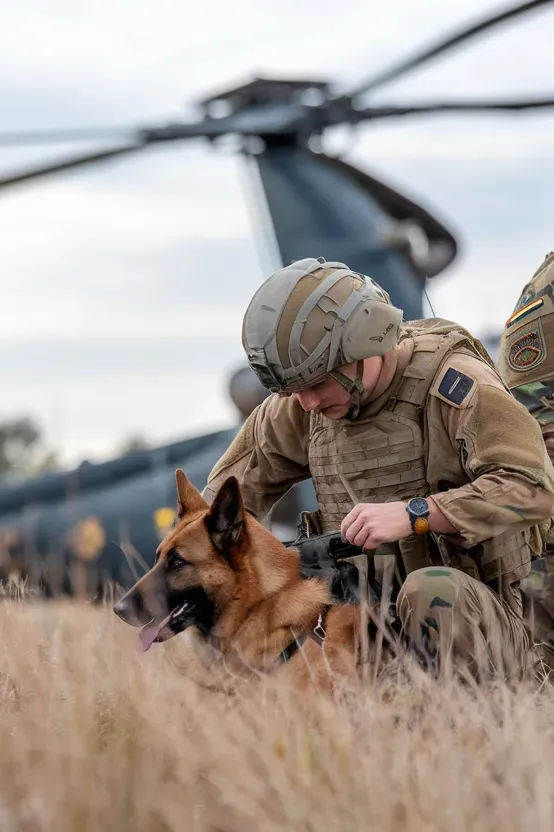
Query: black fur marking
[[205, 477, 244, 560], [166, 548, 192, 571], [167, 586, 216, 636]]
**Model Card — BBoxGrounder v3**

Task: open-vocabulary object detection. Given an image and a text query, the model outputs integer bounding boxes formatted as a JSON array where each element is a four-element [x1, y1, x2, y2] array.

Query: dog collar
[[277, 605, 330, 665]]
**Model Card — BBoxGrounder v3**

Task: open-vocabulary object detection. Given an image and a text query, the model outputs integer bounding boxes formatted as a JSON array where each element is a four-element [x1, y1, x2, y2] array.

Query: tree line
[[0, 416, 150, 482]]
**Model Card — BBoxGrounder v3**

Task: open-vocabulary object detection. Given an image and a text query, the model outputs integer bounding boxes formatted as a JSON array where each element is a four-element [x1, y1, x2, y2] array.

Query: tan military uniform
[[498, 252, 554, 391], [498, 251, 554, 669], [207, 319, 554, 681]]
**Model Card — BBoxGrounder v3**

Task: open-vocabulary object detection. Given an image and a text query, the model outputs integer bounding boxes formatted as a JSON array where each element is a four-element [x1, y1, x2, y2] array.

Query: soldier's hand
[[340, 501, 411, 550]]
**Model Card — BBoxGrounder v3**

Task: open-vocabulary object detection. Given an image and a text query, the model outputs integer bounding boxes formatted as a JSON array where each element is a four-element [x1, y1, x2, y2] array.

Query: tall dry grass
[[0, 598, 553, 831]]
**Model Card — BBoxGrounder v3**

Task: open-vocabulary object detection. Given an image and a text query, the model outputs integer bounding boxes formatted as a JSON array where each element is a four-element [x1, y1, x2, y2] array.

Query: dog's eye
[[167, 551, 190, 570]]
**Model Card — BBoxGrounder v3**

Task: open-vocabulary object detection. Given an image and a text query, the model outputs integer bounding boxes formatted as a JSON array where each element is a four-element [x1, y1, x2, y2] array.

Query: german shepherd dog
[[113, 470, 394, 692]]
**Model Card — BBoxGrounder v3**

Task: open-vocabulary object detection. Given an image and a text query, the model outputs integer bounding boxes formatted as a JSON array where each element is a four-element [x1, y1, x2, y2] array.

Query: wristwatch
[[406, 497, 430, 535]]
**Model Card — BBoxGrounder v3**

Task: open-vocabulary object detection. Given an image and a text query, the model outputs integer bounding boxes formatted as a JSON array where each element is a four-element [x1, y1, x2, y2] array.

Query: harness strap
[[277, 632, 307, 663], [277, 606, 330, 665], [329, 359, 365, 420]]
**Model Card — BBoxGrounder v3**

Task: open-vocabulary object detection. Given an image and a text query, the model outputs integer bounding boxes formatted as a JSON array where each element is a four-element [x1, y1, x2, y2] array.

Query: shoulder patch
[[430, 350, 507, 409], [438, 368, 475, 406], [430, 363, 480, 409]]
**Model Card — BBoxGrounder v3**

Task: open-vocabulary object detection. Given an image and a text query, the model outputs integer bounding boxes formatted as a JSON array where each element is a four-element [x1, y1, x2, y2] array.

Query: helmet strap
[[329, 360, 365, 420]]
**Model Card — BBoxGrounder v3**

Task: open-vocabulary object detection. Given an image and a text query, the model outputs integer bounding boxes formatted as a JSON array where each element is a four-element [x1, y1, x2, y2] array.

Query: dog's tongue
[[139, 612, 172, 653]]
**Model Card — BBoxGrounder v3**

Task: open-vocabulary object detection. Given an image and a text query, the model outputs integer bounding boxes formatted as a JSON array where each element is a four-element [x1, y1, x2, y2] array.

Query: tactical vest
[[307, 320, 539, 600]]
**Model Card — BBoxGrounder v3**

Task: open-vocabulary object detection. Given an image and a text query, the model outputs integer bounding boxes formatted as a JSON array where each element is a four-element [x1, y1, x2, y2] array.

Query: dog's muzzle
[[113, 594, 144, 626]]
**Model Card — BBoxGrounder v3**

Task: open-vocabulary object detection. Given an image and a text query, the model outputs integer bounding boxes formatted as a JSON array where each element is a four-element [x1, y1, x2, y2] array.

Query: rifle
[[284, 516, 405, 661], [284, 529, 364, 571], [283, 516, 396, 605]]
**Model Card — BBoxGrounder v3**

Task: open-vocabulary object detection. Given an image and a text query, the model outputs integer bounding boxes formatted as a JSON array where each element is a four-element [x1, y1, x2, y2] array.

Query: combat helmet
[[498, 251, 554, 427], [241, 257, 403, 419]]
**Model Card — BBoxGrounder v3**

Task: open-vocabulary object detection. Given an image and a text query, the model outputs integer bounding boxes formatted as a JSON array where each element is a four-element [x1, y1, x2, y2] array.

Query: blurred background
[[0, 0, 553, 597]]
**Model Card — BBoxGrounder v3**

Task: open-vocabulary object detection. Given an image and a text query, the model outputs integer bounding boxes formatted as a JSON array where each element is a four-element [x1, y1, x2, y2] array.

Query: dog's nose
[[113, 596, 132, 623]]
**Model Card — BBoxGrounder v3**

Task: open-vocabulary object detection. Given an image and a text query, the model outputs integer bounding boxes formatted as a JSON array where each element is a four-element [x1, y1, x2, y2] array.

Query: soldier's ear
[[175, 469, 207, 518], [204, 476, 245, 564]]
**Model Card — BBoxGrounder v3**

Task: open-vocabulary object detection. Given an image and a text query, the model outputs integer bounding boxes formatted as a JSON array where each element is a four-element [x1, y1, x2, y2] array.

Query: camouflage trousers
[[395, 566, 534, 682], [521, 554, 554, 674]]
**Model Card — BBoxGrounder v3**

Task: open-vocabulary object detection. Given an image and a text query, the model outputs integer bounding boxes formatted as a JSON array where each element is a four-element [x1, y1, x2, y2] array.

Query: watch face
[[408, 497, 428, 516]]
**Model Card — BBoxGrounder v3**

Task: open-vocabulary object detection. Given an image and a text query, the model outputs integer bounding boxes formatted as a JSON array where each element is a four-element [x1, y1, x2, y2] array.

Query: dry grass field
[[0, 597, 553, 831]]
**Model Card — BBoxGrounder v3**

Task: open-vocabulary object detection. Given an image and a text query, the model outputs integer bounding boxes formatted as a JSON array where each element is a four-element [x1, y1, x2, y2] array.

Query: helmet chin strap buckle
[[329, 360, 365, 420]]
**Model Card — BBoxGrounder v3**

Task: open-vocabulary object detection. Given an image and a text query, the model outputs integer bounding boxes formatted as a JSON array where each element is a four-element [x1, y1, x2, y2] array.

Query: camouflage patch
[[430, 596, 453, 609], [514, 380, 551, 399], [437, 368, 475, 406], [536, 412, 554, 427], [508, 328, 546, 372], [512, 382, 554, 425], [425, 569, 452, 577]]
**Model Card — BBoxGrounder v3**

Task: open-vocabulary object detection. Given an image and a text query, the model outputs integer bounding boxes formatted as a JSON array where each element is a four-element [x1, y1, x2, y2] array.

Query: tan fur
[[115, 470, 387, 694]]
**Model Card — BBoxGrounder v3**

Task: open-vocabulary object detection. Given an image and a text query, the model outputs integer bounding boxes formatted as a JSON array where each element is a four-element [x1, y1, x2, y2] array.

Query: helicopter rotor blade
[[352, 95, 554, 121], [348, 0, 554, 99], [0, 144, 150, 190], [0, 127, 138, 147], [0, 104, 305, 191]]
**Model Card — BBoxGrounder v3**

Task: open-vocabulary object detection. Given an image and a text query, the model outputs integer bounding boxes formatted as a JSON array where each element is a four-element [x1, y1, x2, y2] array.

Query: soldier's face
[[295, 369, 353, 419]]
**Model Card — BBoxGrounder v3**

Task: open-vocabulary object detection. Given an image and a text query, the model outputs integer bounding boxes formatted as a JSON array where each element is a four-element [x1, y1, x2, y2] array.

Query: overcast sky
[[1, 0, 553, 468]]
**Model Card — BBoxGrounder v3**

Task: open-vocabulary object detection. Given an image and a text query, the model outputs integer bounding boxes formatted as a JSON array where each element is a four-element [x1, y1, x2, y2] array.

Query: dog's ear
[[205, 476, 245, 562], [175, 469, 207, 518]]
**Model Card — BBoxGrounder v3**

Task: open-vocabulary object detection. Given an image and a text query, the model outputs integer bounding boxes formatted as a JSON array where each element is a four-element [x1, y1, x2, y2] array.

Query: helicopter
[[0, 0, 553, 599]]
